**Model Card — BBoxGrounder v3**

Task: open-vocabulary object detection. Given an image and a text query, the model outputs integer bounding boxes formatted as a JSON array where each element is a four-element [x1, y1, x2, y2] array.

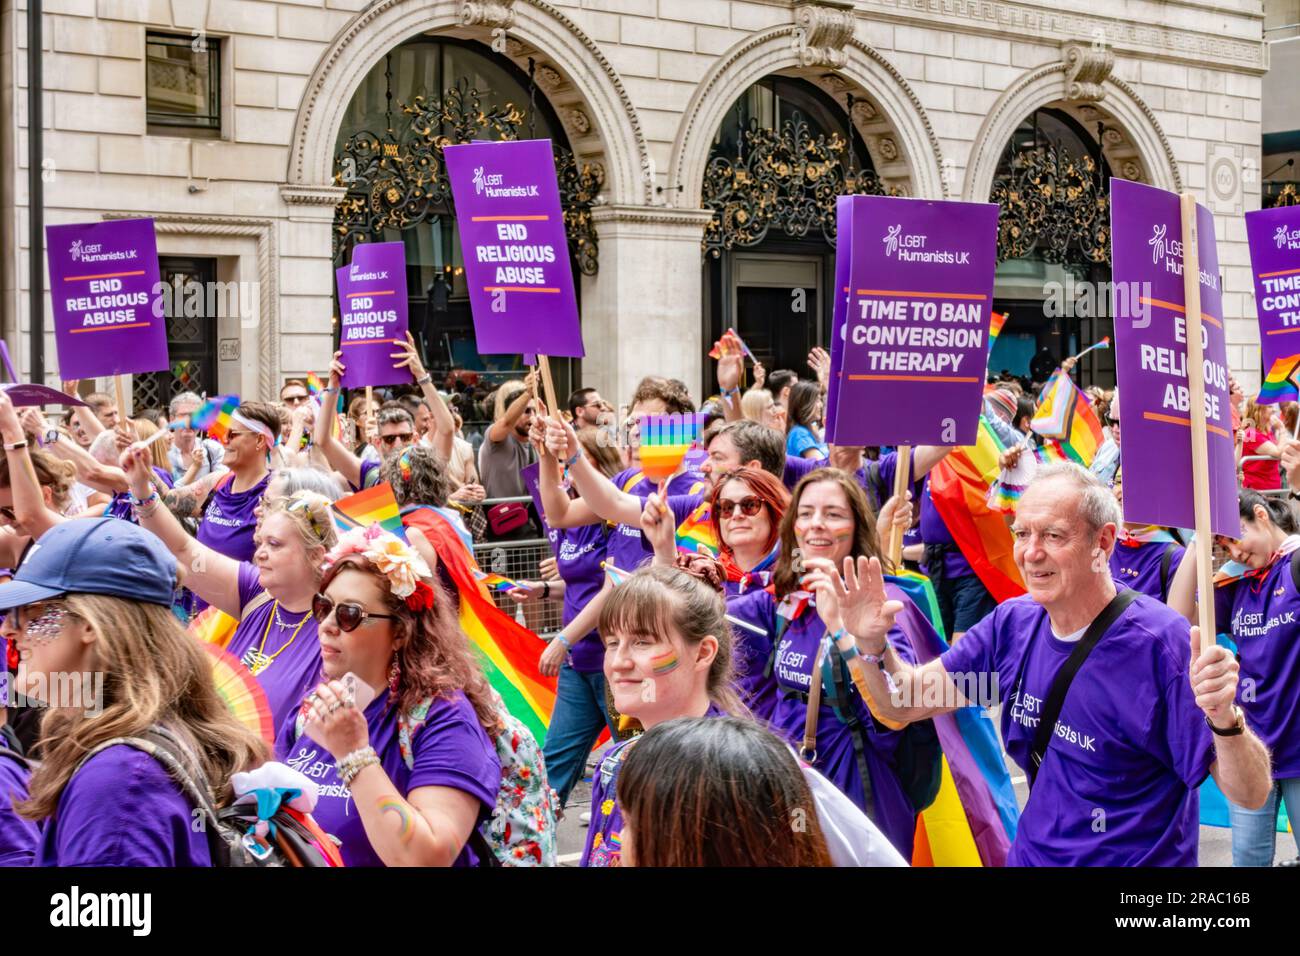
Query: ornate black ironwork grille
[[701, 112, 889, 258], [991, 138, 1111, 266], [332, 75, 603, 274]]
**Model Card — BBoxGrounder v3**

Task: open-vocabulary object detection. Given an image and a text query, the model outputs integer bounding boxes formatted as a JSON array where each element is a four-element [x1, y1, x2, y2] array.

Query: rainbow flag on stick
[[675, 500, 718, 557], [174, 395, 239, 442], [988, 312, 1008, 343], [1031, 369, 1104, 467], [475, 570, 519, 592], [708, 327, 754, 360], [305, 371, 324, 396], [1258, 354, 1300, 404], [332, 482, 406, 540], [638, 413, 703, 483]]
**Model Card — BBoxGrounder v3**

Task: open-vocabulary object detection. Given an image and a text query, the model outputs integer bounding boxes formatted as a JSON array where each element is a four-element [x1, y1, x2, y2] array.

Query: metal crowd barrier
[[469, 495, 565, 639], [1238, 455, 1290, 497]]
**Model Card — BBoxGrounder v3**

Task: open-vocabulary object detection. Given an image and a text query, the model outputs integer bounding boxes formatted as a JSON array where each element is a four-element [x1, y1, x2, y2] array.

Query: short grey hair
[[271, 467, 344, 502], [169, 391, 203, 418], [1030, 462, 1122, 530]]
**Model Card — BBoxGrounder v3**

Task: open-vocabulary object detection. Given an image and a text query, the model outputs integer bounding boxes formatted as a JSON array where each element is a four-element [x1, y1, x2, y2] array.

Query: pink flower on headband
[[324, 525, 431, 600]]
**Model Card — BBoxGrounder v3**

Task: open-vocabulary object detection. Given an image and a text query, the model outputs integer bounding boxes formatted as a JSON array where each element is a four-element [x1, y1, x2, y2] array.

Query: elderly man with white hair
[[801, 461, 1272, 866]]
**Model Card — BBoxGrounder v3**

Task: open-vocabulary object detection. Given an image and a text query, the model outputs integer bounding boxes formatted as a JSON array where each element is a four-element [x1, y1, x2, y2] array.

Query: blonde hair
[[132, 418, 170, 472], [20, 594, 269, 819], [258, 492, 337, 567], [740, 387, 774, 424]]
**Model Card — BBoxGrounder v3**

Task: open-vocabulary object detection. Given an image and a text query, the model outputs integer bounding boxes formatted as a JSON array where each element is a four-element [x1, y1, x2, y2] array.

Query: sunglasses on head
[[379, 433, 414, 446], [311, 594, 398, 633], [717, 496, 764, 520]]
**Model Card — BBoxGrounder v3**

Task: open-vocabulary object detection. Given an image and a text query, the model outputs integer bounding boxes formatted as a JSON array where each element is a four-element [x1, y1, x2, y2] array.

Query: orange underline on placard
[[855, 289, 987, 300], [847, 374, 982, 383], [63, 270, 146, 282], [1142, 411, 1232, 439], [483, 286, 560, 293], [1260, 267, 1300, 279], [347, 290, 394, 298], [69, 322, 151, 334], [341, 338, 401, 346], [1138, 296, 1223, 329], [470, 215, 550, 222], [1265, 327, 1300, 335]]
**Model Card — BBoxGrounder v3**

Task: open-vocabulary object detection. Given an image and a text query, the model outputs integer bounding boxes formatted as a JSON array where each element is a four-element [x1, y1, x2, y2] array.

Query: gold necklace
[[241, 602, 310, 677]]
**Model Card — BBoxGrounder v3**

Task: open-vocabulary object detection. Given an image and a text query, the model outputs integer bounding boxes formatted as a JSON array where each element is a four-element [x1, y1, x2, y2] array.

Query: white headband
[[231, 411, 277, 448]]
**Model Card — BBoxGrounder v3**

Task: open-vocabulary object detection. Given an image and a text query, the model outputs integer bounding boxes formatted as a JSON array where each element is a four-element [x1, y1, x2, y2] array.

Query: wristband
[[128, 489, 160, 507], [861, 640, 891, 667], [336, 746, 380, 786], [2, 440, 27, 452], [563, 452, 581, 469], [830, 628, 859, 663], [721, 385, 740, 398], [554, 634, 571, 650], [321, 385, 338, 394], [415, 373, 433, 386]]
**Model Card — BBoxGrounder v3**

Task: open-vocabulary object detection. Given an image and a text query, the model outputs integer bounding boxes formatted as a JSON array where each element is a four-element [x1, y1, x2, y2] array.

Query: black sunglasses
[[282, 394, 310, 405], [311, 594, 398, 633], [0, 506, 13, 522], [716, 496, 764, 520], [379, 433, 414, 446]]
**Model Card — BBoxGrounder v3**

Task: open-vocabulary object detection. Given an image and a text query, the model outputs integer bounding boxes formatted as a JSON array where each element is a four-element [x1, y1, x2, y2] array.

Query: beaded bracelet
[[128, 489, 159, 508], [336, 746, 380, 786]]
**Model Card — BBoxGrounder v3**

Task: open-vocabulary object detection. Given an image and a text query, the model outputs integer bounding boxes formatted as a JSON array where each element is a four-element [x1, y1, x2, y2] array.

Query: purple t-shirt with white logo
[[37, 745, 212, 866], [1214, 556, 1300, 778], [919, 476, 973, 579], [723, 589, 780, 724], [276, 691, 500, 867], [941, 594, 1216, 866], [605, 467, 703, 573], [228, 563, 322, 731], [1110, 539, 1184, 602], [556, 522, 610, 672], [105, 466, 174, 522], [0, 751, 37, 866], [197, 473, 271, 564], [764, 589, 919, 859]]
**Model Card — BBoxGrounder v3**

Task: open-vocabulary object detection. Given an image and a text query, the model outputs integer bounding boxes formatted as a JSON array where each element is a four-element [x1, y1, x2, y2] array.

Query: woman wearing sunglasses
[[121, 442, 336, 729], [278, 526, 501, 867], [0, 518, 267, 866]]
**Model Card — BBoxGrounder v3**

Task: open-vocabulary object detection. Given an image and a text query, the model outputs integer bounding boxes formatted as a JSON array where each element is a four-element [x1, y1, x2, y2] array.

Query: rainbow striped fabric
[[1258, 354, 1300, 404], [332, 482, 406, 540], [988, 311, 1008, 342], [638, 413, 704, 482], [174, 395, 239, 442], [1031, 369, 1104, 467], [305, 371, 324, 396], [708, 327, 754, 360], [675, 500, 718, 556], [475, 570, 519, 592]]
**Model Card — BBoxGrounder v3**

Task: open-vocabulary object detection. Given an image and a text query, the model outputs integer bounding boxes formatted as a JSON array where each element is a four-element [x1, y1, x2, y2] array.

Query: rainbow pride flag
[[332, 482, 406, 540], [928, 417, 1027, 603], [402, 506, 560, 744], [638, 413, 704, 482], [708, 327, 754, 360], [306, 371, 324, 396], [475, 570, 519, 592], [1031, 369, 1104, 467], [189, 604, 239, 649], [988, 312, 1008, 343], [175, 395, 239, 442], [888, 587, 1018, 866], [1258, 354, 1300, 404], [676, 500, 718, 556]]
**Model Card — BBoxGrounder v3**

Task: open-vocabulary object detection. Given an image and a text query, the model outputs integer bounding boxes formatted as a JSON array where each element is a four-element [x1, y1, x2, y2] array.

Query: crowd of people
[[0, 326, 1292, 869]]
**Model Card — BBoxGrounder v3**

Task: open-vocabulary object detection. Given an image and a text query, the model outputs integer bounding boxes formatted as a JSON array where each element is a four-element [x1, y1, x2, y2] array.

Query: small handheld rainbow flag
[[1258, 354, 1300, 405], [638, 413, 704, 482], [676, 500, 718, 557], [332, 482, 406, 540], [1072, 336, 1111, 361], [602, 561, 632, 587], [474, 570, 520, 592], [306, 372, 324, 396], [173, 395, 239, 442], [708, 327, 754, 360], [988, 312, 1008, 343]]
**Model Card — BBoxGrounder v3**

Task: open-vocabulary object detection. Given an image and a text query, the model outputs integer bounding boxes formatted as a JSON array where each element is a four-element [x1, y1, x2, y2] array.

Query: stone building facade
[[0, 0, 1270, 408]]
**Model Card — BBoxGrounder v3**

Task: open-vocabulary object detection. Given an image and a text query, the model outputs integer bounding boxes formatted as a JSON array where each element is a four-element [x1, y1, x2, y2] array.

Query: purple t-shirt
[[105, 466, 174, 522], [765, 589, 918, 858], [277, 691, 500, 867], [196, 473, 271, 564], [635, 491, 707, 556], [1214, 555, 1300, 778], [356, 458, 382, 492], [581, 702, 726, 868], [1110, 539, 1184, 602], [228, 563, 322, 731], [604, 467, 703, 573], [37, 744, 212, 866], [0, 751, 37, 866], [723, 589, 781, 724], [941, 594, 1216, 866], [556, 522, 610, 672], [782, 452, 897, 513], [919, 475, 973, 579]]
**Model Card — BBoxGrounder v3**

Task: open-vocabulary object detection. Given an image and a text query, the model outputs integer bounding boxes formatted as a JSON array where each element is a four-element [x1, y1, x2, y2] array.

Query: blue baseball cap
[[0, 518, 178, 610]]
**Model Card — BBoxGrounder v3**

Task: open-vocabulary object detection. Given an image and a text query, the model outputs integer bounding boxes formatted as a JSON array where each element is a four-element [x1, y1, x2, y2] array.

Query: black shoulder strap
[[762, 612, 794, 680], [1291, 549, 1300, 595], [1027, 589, 1139, 789], [1159, 544, 1177, 602]]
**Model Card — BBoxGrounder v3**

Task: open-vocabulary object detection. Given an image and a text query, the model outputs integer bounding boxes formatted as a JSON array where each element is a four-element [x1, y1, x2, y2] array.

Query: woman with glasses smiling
[[121, 441, 337, 729], [277, 526, 501, 867]]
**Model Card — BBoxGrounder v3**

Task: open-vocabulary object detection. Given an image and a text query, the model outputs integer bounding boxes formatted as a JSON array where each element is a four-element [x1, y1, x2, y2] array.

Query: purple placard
[[1110, 178, 1238, 538], [825, 196, 852, 438], [1, 383, 87, 407], [1245, 206, 1300, 402], [443, 140, 584, 358], [336, 241, 409, 389], [828, 195, 999, 447], [519, 461, 559, 558], [45, 218, 167, 380]]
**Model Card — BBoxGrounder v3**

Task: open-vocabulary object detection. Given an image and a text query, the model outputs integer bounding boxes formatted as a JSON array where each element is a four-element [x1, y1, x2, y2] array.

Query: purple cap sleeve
[[236, 561, 263, 611]]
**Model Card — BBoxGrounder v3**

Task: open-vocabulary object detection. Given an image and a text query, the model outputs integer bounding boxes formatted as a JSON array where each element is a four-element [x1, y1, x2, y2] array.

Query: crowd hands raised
[[0, 328, 1286, 870]]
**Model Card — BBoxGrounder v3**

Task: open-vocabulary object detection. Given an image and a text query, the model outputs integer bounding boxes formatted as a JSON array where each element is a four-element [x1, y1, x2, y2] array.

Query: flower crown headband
[[323, 524, 436, 611]]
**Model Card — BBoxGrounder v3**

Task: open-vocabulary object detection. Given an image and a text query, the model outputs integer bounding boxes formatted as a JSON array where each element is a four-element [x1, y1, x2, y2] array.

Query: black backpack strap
[[1027, 589, 1139, 788], [762, 613, 793, 681], [826, 647, 876, 819], [1291, 549, 1300, 595], [1159, 544, 1178, 602]]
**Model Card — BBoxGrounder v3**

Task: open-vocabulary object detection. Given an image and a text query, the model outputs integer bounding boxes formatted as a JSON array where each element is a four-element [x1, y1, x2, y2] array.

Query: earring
[[387, 655, 401, 702]]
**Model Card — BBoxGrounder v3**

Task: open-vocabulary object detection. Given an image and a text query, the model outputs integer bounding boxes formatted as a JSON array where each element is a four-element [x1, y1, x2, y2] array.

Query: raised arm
[[60, 380, 105, 443], [716, 335, 744, 423], [1166, 542, 1197, 624], [543, 416, 641, 527], [640, 492, 678, 566], [911, 444, 953, 479], [392, 332, 453, 462], [313, 350, 364, 490], [0, 394, 65, 539], [121, 443, 242, 615], [486, 368, 538, 444]]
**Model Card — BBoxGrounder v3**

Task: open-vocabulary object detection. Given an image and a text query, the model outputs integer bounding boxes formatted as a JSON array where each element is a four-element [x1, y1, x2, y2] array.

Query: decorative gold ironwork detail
[[701, 113, 889, 258], [1265, 183, 1299, 209], [990, 140, 1110, 265], [331, 78, 603, 274]]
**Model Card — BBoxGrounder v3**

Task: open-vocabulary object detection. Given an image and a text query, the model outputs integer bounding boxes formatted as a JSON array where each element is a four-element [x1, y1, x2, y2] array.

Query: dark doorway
[[132, 256, 219, 413]]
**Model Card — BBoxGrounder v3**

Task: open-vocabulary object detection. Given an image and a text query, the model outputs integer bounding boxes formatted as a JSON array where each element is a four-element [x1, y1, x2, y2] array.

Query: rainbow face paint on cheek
[[831, 527, 854, 541], [650, 649, 680, 675], [378, 796, 414, 843]]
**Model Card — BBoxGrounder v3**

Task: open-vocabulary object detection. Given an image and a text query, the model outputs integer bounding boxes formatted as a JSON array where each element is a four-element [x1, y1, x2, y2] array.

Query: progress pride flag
[[1110, 178, 1238, 538], [46, 218, 168, 380]]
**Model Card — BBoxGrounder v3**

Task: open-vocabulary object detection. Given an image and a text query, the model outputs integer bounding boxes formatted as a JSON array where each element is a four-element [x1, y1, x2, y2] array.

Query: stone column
[[279, 184, 347, 390], [583, 205, 714, 407]]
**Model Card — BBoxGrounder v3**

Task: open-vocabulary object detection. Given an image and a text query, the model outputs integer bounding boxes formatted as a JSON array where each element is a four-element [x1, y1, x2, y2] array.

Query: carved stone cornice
[[591, 205, 716, 229], [280, 184, 348, 206], [792, 1, 856, 69], [460, 0, 515, 29], [1062, 41, 1114, 103]]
